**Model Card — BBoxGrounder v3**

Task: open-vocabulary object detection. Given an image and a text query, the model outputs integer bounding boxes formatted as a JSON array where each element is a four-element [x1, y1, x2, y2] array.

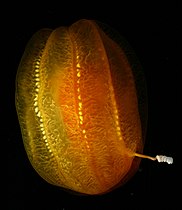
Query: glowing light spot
[[77, 72, 81, 77], [115, 121, 119, 125], [79, 116, 83, 121], [76, 63, 81, 68], [34, 95, 38, 101], [78, 102, 82, 108], [34, 101, 38, 106], [79, 111, 82, 115], [35, 107, 38, 113], [116, 127, 120, 131], [37, 111, 41, 117]]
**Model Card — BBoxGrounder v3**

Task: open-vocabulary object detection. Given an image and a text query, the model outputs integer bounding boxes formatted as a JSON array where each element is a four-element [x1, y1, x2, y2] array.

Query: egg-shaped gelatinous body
[[15, 19, 146, 195]]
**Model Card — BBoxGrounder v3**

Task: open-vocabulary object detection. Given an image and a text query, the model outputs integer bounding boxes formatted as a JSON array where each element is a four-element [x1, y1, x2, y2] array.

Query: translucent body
[[16, 19, 144, 195]]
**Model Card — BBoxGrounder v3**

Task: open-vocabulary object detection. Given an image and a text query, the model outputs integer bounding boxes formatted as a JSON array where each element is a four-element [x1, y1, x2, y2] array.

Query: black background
[[7, 1, 178, 209]]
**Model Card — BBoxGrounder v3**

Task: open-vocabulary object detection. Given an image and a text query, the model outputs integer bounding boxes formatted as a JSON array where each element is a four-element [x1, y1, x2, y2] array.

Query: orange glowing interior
[[16, 19, 146, 195]]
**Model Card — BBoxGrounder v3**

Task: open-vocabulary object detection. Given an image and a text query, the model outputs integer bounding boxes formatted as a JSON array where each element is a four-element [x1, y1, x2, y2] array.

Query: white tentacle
[[156, 155, 173, 164]]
